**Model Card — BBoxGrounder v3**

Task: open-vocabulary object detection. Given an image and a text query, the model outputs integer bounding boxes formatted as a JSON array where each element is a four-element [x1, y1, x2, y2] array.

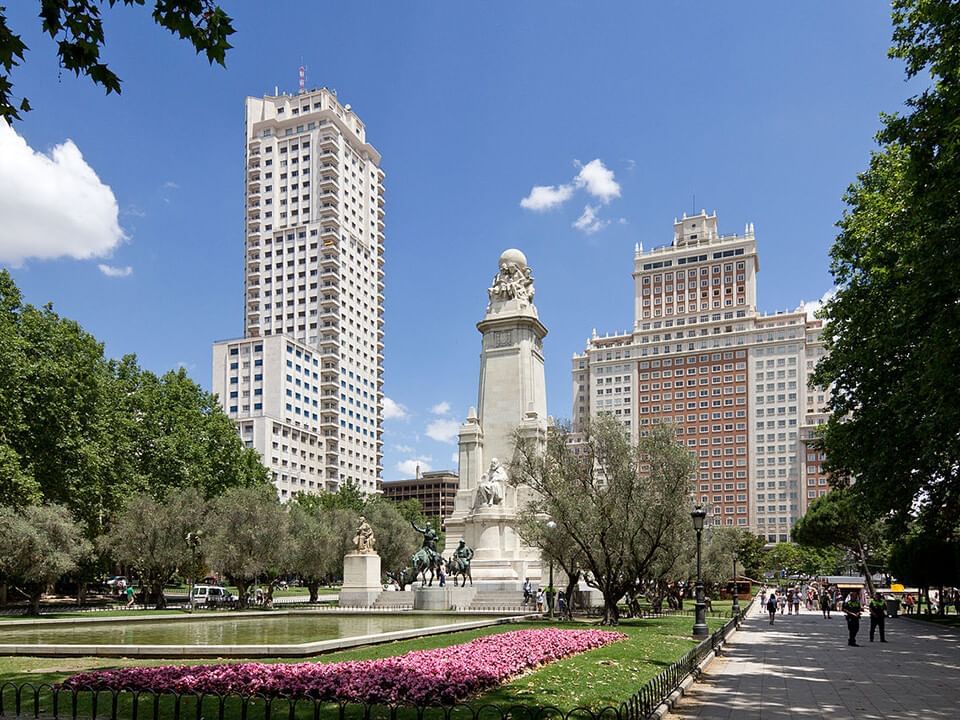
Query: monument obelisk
[[444, 249, 549, 590]]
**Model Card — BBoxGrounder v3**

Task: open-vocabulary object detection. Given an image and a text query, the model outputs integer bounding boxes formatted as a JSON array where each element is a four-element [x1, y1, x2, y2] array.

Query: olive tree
[[511, 417, 696, 625], [101, 488, 206, 608], [0, 504, 90, 615], [204, 485, 289, 608]]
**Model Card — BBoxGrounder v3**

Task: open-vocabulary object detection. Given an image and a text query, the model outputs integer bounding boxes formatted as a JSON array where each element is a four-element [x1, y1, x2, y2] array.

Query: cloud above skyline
[[426, 418, 460, 443], [382, 397, 409, 420], [520, 158, 621, 233], [0, 120, 126, 266], [396, 457, 432, 476], [431, 401, 451, 415], [98, 263, 133, 277]]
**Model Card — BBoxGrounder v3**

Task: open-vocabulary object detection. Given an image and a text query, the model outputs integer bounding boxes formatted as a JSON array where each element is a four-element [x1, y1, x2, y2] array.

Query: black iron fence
[[0, 598, 752, 720]]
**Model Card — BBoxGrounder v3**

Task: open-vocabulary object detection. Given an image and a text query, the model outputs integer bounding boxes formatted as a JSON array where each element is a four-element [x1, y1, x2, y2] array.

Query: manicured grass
[[0, 615, 727, 712]]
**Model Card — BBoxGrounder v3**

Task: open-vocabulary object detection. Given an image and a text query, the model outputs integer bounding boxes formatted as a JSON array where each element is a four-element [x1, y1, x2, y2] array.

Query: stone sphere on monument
[[499, 248, 527, 268]]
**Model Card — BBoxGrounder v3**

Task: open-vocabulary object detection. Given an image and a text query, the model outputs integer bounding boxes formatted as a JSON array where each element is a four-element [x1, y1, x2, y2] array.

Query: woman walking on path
[[821, 588, 832, 618]]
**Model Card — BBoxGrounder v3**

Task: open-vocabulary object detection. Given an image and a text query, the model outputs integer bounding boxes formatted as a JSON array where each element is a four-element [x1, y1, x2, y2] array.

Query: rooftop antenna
[[298, 61, 305, 94]]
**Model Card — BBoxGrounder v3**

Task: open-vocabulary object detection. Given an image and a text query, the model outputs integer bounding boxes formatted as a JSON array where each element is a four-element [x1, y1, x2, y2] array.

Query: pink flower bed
[[62, 629, 624, 705]]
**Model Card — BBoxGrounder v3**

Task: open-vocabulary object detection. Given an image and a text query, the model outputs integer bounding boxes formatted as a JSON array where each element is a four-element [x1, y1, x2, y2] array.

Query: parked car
[[190, 585, 235, 606]]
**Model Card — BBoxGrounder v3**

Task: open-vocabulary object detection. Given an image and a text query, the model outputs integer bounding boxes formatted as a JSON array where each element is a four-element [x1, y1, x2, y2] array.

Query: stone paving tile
[[665, 603, 960, 719]]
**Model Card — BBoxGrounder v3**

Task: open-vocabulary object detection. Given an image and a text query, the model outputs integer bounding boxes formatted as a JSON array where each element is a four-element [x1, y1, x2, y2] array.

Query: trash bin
[[885, 598, 900, 618]]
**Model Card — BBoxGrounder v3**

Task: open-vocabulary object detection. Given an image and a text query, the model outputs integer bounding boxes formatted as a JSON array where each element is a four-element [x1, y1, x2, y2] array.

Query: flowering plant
[[62, 629, 625, 705]]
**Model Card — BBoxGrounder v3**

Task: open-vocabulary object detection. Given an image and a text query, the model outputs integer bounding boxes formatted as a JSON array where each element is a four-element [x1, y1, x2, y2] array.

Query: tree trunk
[[855, 540, 876, 595], [152, 581, 167, 609], [265, 582, 275, 608], [601, 591, 620, 625], [563, 574, 579, 621], [308, 581, 320, 603], [938, 585, 945, 616], [0, 582, 8, 606], [29, 589, 42, 616], [235, 580, 249, 609]]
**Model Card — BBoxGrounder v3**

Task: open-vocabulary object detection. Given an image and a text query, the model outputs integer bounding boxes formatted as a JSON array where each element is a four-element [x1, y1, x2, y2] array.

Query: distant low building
[[381, 469, 459, 522]]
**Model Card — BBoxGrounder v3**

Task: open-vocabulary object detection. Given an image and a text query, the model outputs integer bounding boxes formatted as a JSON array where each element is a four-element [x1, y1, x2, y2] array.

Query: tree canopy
[[511, 417, 696, 625], [813, 0, 960, 537], [0, 1, 235, 122]]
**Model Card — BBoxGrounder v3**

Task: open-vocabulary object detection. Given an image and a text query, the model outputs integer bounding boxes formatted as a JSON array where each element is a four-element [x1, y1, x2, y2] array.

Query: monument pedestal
[[338, 552, 382, 607], [413, 585, 478, 610]]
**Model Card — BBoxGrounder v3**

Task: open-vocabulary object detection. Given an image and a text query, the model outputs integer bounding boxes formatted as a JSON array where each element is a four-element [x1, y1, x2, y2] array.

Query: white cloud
[[520, 183, 574, 211], [393, 444, 415, 454], [799, 288, 837, 321], [451, 452, 459, 465], [426, 418, 460, 443], [163, 180, 180, 189], [0, 119, 126, 266], [573, 205, 609, 235], [574, 159, 621, 204], [98, 263, 132, 278], [396, 457, 432, 476], [520, 158, 620, 223], [431, 401, 451, 416], [383, 397, 409, 421]]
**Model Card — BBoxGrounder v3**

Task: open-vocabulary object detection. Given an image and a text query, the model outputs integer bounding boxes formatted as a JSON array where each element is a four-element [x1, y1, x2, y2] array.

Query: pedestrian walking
[[786, 587, 795, 614], [792, 587, 801, 615], [536, 588, 545, 612], [778, 591, 786, 614], [869, 593, 888, 642], [842, 592, 863, 646], [766, 590, 778, 624], [903, 592, 915, 616], [820, 588, 832, 619], [125, 584, 136, 608]]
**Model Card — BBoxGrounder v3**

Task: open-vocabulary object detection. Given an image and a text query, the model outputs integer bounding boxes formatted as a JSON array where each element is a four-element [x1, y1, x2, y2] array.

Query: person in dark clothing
[[869, 593, 887, 642], [820, 588, 832, 619], [842, 592, 863, 646], [766, 591, 778, 624]]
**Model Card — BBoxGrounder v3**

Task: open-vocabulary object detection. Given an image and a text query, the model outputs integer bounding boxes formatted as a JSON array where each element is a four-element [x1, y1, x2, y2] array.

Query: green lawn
[[0, 615, 727, 712]]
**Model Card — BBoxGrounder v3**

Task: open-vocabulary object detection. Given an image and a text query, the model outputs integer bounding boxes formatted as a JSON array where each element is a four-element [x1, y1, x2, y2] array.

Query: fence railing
[[0, 597, 754, 720]]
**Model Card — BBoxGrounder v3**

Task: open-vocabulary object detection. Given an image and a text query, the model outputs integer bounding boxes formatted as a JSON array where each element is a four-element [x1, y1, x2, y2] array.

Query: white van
[[190, 585, 235, 606]]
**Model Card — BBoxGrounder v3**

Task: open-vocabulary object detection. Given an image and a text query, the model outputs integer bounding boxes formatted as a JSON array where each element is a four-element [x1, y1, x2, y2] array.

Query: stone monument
[[338, 516, 382, 607], [444, 249, 549, 590]]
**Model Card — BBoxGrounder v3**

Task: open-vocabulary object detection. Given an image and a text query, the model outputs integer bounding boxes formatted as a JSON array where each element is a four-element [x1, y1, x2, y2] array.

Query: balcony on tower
[[319, 175, 339, 193], [319, 136, 339, 153]]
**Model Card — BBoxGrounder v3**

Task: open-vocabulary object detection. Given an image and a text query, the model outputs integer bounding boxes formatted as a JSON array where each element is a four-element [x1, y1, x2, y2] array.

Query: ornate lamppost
[[690, 506, 709, 638], [545, 519, 557, 618], [731, 550, 740, 618]]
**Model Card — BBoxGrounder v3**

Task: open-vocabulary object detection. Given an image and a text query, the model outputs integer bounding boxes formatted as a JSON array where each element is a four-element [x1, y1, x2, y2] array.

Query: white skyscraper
[[213, 87, 384, 499]]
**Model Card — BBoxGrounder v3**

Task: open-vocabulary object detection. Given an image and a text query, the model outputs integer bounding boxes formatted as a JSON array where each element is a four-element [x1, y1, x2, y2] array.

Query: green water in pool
[[2, 614, 491, 646]]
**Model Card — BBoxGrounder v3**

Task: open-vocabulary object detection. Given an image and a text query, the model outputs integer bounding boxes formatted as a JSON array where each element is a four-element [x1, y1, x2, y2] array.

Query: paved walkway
[[665, 601, 960, 719]]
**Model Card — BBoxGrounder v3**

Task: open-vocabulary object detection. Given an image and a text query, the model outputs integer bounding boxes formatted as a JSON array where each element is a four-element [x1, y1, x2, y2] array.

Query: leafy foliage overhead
[[0, 1, 235, 122], [813, 0, 960, 536]]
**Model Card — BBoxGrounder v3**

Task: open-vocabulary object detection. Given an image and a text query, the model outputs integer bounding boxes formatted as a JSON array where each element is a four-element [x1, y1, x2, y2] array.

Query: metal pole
[[693, 527, 709, 638], [548, 559, 555, 618], [732, 553, 740, 618]]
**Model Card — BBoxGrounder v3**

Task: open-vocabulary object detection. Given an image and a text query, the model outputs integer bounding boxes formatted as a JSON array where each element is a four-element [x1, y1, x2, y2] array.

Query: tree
[[0, 504, 91, 615], [511, 418, 696, 625], [516, 511, 584, 619], [792, 488, 887, 594], [0, 1, 235, 122], [101, 488, 206, 608], [888, 530, 960, 614], [762, 542, 841, 581], [204, 485, 289, 608], [363, 498, 420, 582], [287, 501, 352, 601], [813, 0, 960, 537]]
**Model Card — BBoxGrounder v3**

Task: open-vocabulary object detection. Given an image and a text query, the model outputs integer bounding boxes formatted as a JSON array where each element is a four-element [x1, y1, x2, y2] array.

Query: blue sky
[[0, 2, 916, 480]]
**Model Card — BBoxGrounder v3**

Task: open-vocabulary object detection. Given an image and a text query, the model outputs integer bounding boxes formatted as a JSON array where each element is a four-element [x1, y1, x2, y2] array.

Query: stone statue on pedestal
[[475, 458, 507, 507], [352, 516, 376, 554]]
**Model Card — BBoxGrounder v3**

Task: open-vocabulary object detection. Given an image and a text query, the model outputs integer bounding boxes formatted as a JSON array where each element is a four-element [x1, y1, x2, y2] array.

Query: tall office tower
[[213, 87, 385, 500], [573, 212, 829, 542]]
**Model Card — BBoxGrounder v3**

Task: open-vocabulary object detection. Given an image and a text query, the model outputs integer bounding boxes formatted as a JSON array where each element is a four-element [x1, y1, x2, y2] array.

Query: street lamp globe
[[690, 506, 707, 531]]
